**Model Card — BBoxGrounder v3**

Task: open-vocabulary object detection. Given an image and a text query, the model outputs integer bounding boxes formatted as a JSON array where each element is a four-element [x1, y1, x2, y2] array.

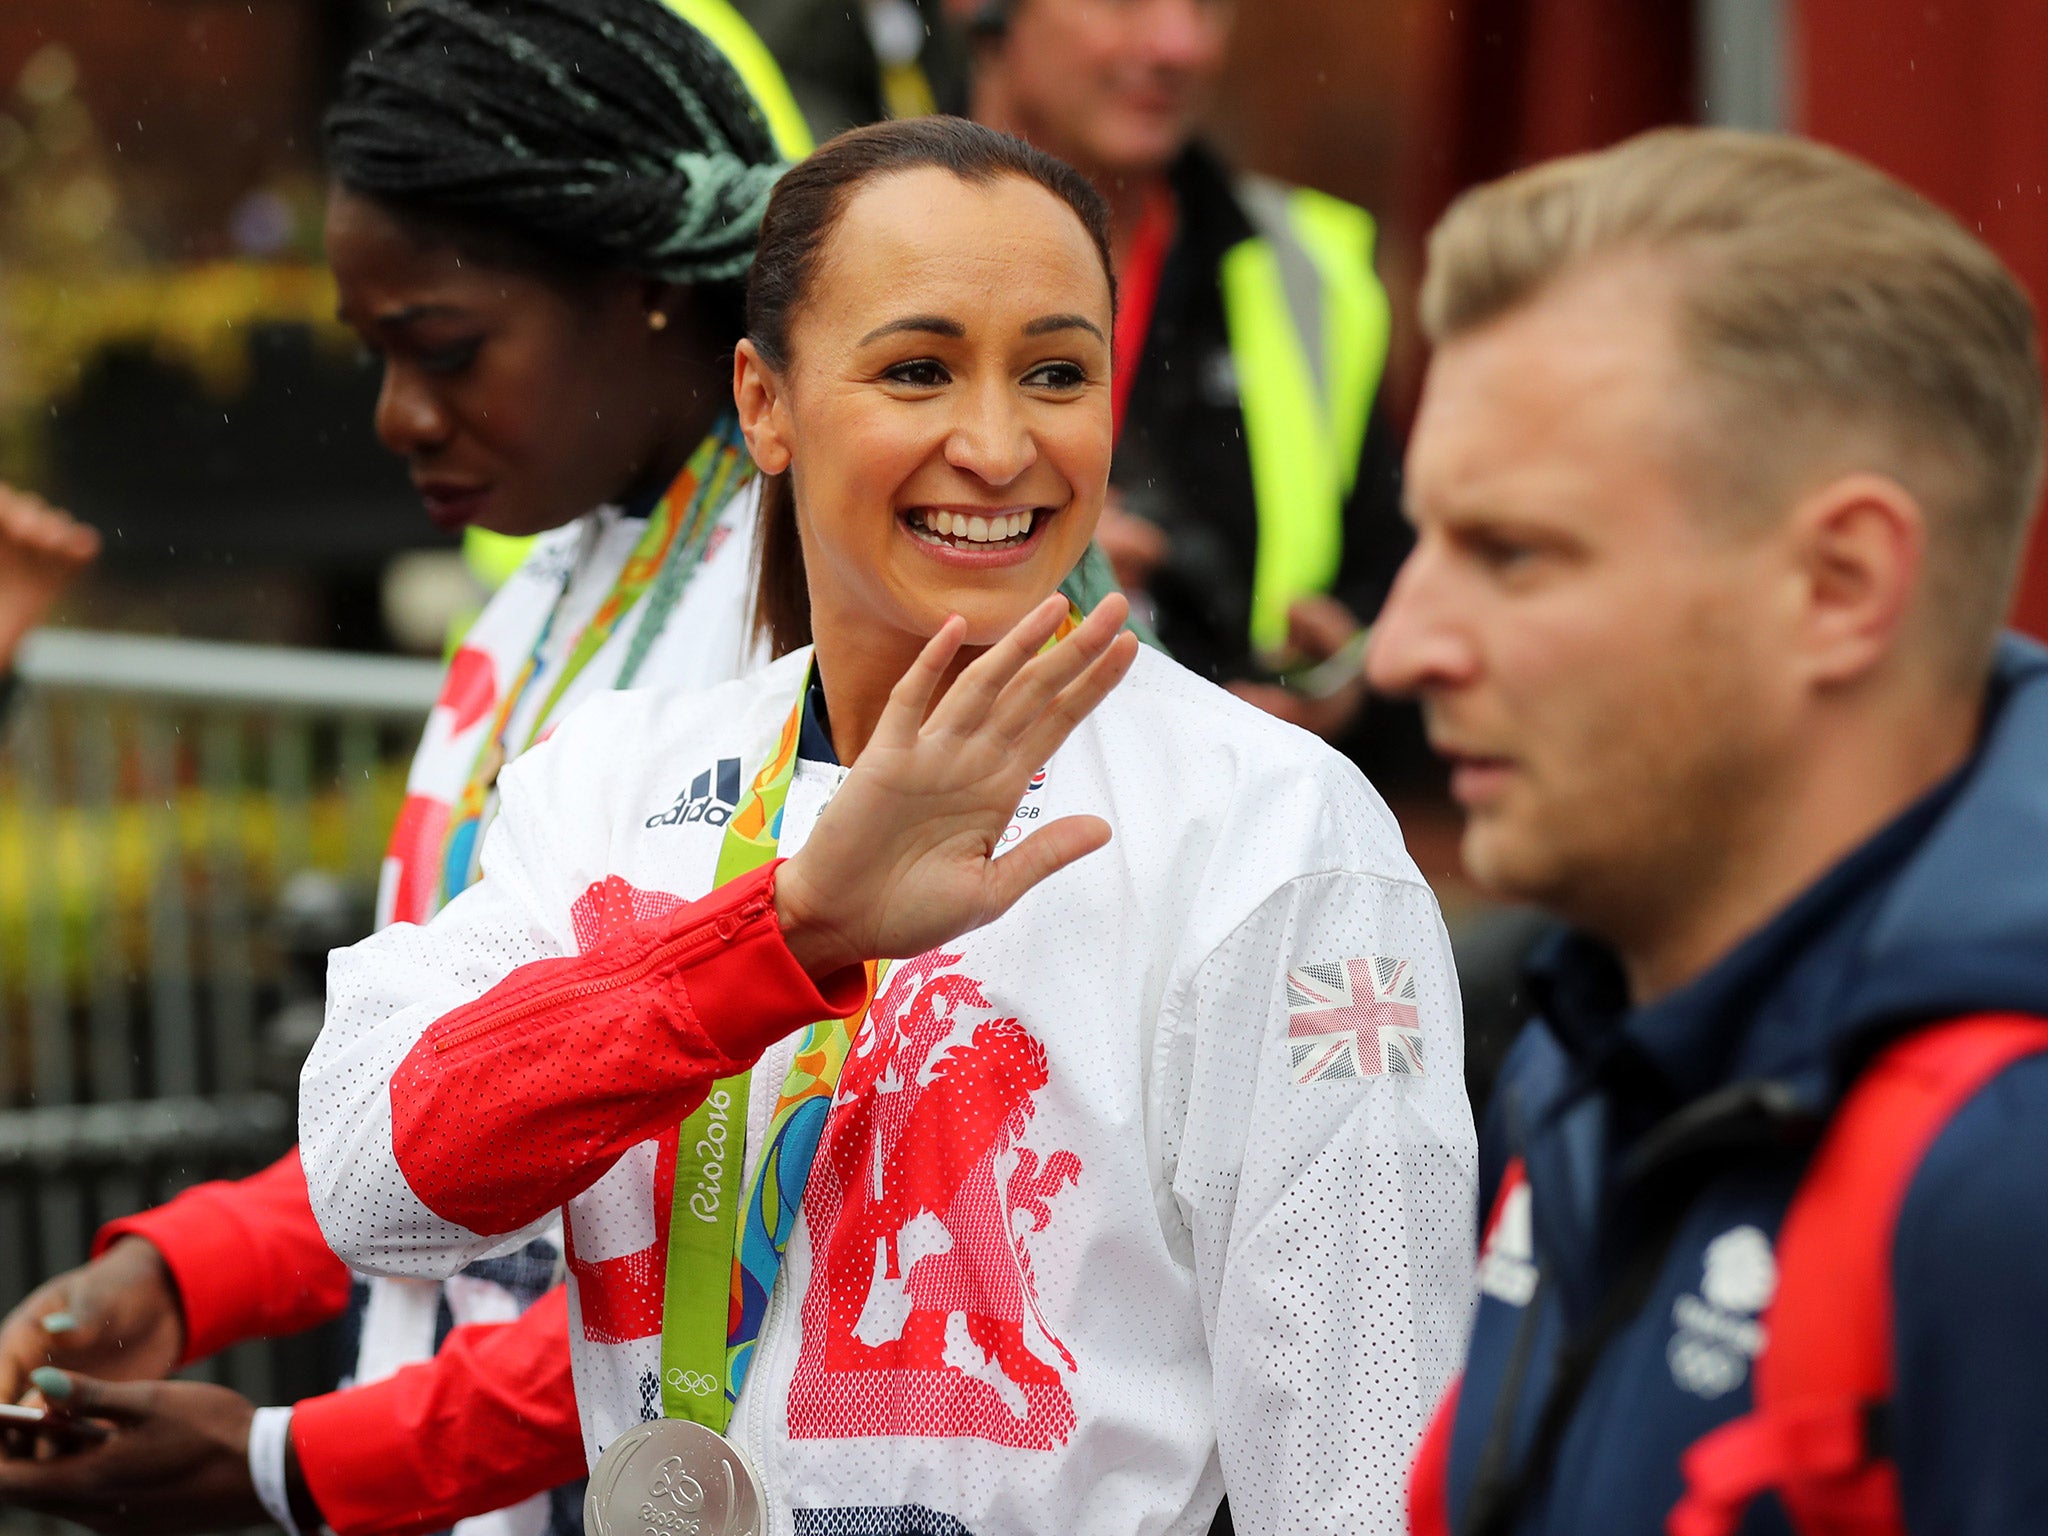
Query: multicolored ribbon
[[435, 415, 753, 911], [662, 671, 885, 1429]]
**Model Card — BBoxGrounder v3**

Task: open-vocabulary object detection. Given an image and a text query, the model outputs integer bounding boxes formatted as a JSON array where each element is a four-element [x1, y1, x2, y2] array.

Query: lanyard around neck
[[1112, 181, 1177, 444], [660, 662, 888, 1432], [435, 415, 752, 913]]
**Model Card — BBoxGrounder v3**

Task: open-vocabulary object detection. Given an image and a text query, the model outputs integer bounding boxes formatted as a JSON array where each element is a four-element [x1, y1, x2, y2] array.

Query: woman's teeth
[[909, 509, 1037, 545]]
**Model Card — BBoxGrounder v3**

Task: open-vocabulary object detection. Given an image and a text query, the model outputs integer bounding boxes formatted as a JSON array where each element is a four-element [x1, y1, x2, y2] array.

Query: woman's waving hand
[[776, 592, 1138, 978]]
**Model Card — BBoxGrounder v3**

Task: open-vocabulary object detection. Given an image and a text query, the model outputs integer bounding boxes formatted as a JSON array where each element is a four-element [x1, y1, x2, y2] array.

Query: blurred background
[[0, 0, 2045, 1499]]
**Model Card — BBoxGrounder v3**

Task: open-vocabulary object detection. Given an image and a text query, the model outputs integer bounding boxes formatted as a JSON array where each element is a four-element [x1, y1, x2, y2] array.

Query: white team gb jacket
[[303, 643, 1479, 1536]]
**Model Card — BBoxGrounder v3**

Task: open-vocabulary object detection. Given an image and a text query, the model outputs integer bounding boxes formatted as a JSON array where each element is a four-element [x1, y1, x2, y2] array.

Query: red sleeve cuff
[[672, 860, 869, 1061], [93, 1150, 352, 1366], [93, 1204, 222, 1367], [293, 1288, 586, 1536]]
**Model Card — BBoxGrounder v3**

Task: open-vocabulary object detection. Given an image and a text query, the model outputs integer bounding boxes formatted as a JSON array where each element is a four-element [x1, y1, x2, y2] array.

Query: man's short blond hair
[[1423, 128, 2045, 675]]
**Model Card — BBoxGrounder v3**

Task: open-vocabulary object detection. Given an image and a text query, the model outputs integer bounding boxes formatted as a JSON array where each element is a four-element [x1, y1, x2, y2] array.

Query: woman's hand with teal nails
[[0, 1238, 184, 1409]]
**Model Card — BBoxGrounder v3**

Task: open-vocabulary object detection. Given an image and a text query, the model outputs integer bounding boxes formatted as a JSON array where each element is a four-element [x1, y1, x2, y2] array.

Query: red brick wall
[[1209, 0, 1695, 420], [1799, 0, 2048, 639]]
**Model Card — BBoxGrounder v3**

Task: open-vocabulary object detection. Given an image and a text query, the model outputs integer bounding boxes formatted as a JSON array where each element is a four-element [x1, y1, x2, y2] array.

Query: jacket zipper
[[431, 889, 773, 1054], [744, 1257, 790, 1510]]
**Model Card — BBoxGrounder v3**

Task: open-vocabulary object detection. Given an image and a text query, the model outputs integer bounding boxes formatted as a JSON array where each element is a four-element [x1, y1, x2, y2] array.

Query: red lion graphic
[[787, 951, 1082, 1448]]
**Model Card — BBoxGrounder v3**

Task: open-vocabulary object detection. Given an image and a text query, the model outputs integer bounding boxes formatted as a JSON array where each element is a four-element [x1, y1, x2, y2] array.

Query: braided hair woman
[[0, 4, 807, 1533]]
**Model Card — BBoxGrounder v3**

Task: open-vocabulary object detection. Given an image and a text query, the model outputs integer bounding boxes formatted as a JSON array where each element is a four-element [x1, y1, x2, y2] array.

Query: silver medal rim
[[584, 1419, 765, 1536]]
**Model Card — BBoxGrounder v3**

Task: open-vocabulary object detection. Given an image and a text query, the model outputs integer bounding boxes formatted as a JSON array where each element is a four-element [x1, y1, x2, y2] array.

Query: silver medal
[[584, 1419, 765, 1536]]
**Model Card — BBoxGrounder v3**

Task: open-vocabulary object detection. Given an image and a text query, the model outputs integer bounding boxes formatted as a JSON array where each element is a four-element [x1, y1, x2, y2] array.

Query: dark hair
[[746, 116, 1116, 656], [324, 0, 783, 333]]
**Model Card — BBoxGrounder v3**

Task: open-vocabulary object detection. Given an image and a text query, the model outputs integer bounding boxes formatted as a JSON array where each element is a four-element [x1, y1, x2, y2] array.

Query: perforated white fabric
[[304, 645, 1478, 1536]]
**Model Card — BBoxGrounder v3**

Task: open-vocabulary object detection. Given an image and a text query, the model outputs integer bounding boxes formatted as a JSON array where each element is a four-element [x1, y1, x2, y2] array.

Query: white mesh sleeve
[[300, 723, 594, 1279], [1171, 869, 1478, 1536]]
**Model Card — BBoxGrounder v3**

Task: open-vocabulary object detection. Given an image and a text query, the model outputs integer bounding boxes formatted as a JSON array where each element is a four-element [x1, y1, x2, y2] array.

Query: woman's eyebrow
[[859, 314, 966, 345], [1023, 313, 1106, 342], [360, 302, 466, 331]]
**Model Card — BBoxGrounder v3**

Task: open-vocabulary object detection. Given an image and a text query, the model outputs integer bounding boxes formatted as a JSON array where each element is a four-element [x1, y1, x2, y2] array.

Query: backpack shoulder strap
[[1670, 1013, 2048, 1536]]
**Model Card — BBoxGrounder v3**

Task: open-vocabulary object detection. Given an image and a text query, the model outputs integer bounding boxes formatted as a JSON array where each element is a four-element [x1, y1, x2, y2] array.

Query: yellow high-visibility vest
[[461, 0, 814, 594], [1220, 176, 1391, 657]]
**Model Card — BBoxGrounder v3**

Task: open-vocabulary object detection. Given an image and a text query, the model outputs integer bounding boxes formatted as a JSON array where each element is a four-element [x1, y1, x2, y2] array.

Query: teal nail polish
[[39, 1312, 76, 1334], [29, 1367, 71, 1400]]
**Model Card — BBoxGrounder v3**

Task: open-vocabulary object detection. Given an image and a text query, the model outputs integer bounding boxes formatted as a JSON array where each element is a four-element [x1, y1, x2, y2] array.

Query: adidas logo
[[646, 757, 742, 829]]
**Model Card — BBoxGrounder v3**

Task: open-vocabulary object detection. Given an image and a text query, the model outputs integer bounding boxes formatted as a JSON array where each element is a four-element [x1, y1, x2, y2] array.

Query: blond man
[[1372, 129, 2048, 1536]]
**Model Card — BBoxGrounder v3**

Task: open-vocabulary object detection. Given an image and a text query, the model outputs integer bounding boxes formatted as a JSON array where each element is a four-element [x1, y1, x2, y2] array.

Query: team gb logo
[[1668, 1225, 1778, 1399]]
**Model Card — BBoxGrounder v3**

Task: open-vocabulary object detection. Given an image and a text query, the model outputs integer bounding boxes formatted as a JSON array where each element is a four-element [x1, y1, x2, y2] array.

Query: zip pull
[[717, 886, 775, 942]]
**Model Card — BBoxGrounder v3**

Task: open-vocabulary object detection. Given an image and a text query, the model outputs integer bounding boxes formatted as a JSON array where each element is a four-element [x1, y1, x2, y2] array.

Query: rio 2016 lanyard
[[660, 668, 885, 1430], [435, 414, 753, 912], [658, 605, 1086, 1431]]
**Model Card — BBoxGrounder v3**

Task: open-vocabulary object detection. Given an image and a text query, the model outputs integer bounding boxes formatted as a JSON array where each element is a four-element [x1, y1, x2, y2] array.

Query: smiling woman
[[301, 117, 1479, 1536], [735, 117, 1117, 757]]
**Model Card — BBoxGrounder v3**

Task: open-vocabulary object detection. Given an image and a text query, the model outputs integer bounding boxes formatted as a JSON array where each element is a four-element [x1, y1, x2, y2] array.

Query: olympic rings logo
[[663, 1367, 721, 1398]]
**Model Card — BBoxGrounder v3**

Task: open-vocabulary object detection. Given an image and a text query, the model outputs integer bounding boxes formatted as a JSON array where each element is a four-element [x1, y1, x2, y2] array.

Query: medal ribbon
[[658, 605, 1085, 1432], [661, 671, 886, 1431], [435, 415, 753, 912]]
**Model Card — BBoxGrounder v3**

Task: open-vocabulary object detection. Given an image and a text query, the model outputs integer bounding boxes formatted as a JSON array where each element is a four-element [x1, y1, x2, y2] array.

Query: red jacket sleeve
[[292, 1285, 586, 1536], [389, 860, 868, 1236], [92, 1148, 353, 1367]]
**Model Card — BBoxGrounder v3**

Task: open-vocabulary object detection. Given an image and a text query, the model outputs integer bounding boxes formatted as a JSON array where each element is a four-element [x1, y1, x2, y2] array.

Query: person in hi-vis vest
[[959, 0, 1406, 749]]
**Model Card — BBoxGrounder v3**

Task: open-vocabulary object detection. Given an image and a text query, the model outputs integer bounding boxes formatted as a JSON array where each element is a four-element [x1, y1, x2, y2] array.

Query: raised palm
[[0, 487, 99, 663], [776, 593, 1139, 976]]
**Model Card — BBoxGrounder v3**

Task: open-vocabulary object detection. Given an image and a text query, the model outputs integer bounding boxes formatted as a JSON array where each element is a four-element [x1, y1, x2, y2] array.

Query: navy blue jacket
[[1438, 637, 2048, 1535]]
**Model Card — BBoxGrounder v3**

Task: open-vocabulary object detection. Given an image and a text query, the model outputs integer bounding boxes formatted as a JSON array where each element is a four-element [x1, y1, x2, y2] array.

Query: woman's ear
[[733, 339, 792, 474]]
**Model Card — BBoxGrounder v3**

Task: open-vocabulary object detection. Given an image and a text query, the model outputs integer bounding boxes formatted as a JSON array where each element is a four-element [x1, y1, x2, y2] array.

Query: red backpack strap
[[1670, 1013, 2048, 1536], [1408, 1377, 1462, 1536]]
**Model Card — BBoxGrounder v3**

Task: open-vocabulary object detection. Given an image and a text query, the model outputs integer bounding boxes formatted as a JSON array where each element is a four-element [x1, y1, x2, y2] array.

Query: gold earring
[[647, 310, 669, 332]]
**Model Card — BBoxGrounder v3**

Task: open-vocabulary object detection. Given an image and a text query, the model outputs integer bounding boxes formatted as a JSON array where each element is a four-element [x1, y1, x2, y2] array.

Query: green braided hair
[[324, 0, 784, 287]]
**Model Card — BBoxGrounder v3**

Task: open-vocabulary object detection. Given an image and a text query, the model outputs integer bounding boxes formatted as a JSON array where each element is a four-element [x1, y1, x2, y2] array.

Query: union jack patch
[[1285, 957, 1426, 1083]]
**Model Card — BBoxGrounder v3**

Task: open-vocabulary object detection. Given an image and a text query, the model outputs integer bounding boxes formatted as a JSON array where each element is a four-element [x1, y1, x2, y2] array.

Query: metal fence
[[0, 629, 438, 1417]]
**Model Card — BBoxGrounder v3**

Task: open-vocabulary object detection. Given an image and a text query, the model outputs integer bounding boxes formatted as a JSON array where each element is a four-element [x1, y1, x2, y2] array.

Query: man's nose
[[1143, 0, 1229, 70], [1364, 547, 1478, 698], [373, 364, 453, 460], [943, 382, 1038, 487]]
